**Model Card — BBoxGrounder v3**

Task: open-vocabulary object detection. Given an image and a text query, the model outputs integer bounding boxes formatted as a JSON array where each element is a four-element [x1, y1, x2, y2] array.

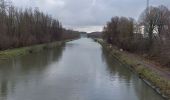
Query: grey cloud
[[12, 0, 170, 32]]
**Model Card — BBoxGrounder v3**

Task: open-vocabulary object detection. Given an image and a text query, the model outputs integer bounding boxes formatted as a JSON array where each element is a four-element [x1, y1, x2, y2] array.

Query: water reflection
[[0, 45, 65, 100], [101, 47, 164, 100], [0, 38, 165, 100], [102, 47, 133, 84]]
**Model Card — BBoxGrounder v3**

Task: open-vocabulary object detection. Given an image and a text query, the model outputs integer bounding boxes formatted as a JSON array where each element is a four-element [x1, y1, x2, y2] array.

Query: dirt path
[[124, 51, 170, 80]]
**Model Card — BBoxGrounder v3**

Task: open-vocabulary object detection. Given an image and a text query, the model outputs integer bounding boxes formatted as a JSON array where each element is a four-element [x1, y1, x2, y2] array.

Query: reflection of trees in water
[[132, 77, 164, 100], [0, 44, 65, 99], [0, 79, 7, 100], [101, 47, 132, 84], [102, 48, 164, 100], [17, 44, 65, 72]]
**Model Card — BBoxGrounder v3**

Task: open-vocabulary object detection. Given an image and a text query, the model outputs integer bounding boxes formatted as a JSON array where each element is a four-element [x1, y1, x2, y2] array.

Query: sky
[[11, 0, 170, 33]]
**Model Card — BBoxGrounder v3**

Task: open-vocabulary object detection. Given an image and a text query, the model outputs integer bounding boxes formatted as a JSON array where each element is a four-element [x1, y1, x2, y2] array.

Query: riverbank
[[95, 38, 170, 100], [0, 39, 76, 60]]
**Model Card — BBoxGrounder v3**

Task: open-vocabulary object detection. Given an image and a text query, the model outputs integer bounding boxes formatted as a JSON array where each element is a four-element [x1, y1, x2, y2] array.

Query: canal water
[[0, 38, 165, 100]]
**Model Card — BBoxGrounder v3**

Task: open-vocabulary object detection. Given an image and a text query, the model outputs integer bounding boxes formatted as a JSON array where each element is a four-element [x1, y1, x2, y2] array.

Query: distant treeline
[[87, 32, 102, 38], [62, 29, 81, 40], [103, 5, 170, 67], [0, 0, 80, 50]]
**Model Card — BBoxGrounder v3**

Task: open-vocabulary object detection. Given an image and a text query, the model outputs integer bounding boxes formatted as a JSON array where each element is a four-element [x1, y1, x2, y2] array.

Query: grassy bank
[[0, 39, 75, 60], [95, 39, 170, 100]]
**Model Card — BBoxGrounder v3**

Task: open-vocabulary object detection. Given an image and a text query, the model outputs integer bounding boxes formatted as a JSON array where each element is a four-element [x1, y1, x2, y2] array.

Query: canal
[[0, 38, 165, 100]]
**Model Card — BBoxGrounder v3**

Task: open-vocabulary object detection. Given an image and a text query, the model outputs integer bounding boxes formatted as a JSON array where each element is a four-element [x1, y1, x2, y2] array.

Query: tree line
[[0, 0, 80, 50], [103, 5, 170, 67]]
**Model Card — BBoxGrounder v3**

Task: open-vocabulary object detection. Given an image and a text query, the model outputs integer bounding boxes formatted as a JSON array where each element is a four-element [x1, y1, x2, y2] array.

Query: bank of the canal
[[95, 38, 170, 100], [0, 39, 76, 60], [0, 38, 165, 100]]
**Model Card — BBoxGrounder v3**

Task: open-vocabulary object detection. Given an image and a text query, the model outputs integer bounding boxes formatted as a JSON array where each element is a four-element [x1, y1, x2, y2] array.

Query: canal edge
[[0, 38, 77, 62], [94, 38, 170, 100]]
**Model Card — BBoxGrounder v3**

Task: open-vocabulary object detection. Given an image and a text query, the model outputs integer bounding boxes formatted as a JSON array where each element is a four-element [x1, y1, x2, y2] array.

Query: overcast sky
[[11, 0, 170, 32]]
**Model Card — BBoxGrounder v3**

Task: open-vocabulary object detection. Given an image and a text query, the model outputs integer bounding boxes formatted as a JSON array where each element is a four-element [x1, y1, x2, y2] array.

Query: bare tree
[[156, 5, 170, 41], [103, 16, 135, 51], [139, 6, 160, 46], [0, 0, 65, 50]]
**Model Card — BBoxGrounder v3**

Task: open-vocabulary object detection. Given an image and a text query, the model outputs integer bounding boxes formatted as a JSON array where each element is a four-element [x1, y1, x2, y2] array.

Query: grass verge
[[0, 39, 75, 60], [95, 38, 170, 100]]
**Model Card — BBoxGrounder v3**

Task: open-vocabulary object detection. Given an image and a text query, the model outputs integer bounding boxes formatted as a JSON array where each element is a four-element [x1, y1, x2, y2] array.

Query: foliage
[[97, 39, 170, 98], [103, 16, 134, 51], [103, 5, 170, 67], [0, 0, 80, 50]]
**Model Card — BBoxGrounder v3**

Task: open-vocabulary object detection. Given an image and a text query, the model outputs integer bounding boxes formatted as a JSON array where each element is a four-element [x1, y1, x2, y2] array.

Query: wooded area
[[0, 0, 80, 50], [103, 5, 170, 67]]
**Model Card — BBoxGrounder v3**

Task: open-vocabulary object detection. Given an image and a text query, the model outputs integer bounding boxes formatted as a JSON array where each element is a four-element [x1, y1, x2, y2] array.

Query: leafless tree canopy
[[0, 0, 80, 50], [103, 16, 134, 51], [103, 5, 170, 67]]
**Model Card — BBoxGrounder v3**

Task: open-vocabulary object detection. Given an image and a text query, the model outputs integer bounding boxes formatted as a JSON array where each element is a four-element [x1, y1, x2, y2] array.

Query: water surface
[[0, 38, 165, 100]]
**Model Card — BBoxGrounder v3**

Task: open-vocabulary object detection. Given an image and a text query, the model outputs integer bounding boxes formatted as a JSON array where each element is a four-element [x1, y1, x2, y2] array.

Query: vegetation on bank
[[0, 39, 75, 60], [97, 4, 170, 99], [103, 5, 170, 68], [96, 39, 170, 99], [0, 0, 80, 50]]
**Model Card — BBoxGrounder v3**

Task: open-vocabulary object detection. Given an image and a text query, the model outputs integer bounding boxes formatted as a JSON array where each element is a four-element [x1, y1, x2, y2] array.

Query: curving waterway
[[0, 38, 165, 100]]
